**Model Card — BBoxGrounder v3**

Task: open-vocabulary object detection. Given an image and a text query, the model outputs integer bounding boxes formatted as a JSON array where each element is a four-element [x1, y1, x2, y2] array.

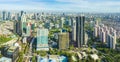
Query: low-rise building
[[0, 57, 12, 62], [37, 55, 67, 62], [90, 54, 99, 61], [1, 46, 19, 62]]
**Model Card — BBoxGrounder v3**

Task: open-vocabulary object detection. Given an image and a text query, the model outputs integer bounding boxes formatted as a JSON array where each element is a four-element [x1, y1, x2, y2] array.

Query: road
[[23, 37, 35, 62]]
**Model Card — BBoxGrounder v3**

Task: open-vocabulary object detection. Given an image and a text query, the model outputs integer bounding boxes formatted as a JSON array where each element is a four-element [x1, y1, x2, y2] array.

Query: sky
[[0, 0, 120, 12]]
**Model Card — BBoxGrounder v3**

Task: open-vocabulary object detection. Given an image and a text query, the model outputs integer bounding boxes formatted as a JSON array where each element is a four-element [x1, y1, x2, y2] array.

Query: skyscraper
[[76, 16, 85, 48], [21, 14, 27, 36], [58, 32, 69, 49], [14, 20, 22, 36], [72, 19, 76, 42], [60, 17, 65, 28], [26, 23, 31, 36], [2, 11, 6, 20], [37, 28, 49, 51], [7, 12, 11, 20], [20, 11, 24, 16]]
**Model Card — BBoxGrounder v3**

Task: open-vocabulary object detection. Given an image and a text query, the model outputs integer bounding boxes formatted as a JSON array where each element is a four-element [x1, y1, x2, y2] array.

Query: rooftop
[[8, 46, 17, 53], [90, 54, 99, 60], [0, 57, 12, 62]]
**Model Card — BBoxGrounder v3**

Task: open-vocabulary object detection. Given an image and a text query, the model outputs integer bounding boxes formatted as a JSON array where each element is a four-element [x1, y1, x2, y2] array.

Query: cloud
[[0, 0, 120, 12], [54, 0, 120, 12]]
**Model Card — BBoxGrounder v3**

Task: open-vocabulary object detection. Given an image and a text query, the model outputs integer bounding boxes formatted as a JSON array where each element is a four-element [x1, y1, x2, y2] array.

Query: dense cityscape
[[0, 0, 120, 62], [0, 11, 120, 62]]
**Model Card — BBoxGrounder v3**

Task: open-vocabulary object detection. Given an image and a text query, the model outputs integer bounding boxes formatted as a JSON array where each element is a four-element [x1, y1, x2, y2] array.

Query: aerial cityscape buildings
[[0, 0, 120, 62], [94, 21, 117, 49]]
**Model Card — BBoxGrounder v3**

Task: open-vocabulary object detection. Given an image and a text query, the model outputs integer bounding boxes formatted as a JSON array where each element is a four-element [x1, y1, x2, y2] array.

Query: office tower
[[21, 14, 27, 36], [76, 16, 85, 48], [20, 11, 24, 16], [72, 19, 76, 42], [31, 23, 35, 30], [37, 28, 49, 51], [2, 11, 6, 20], [60, 17, 65, 28], [64, 17, 69, 26], [58, 32, 69, 49], [36, 13, 40, 20], [26, 23, 31, 36], [7, 12, 11, 20], [14, 20, 22, 35], [68, 17, 72, 26]]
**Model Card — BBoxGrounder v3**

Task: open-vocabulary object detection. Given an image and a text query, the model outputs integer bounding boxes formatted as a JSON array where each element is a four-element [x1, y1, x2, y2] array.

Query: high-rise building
[[101, 31, 106, 43], [26, 23, 31, 36], [20, 11, 24, 16], [76, 16, 85, 48], [37, 28, 49, 51], [21, 14, 27, 36], [110, 35, 116, 49], [93, 21, 117, 49], [106, 29, 116, 49], [14, 20, 22, 35], [72, 19, 76, 42], [58, 32, 69, 49], [94, 26, 98, 37], [2, 11, 6, 20], [85, 33, 88, 45], [60, 17, 65, 28], [7, 12, 11, 20]]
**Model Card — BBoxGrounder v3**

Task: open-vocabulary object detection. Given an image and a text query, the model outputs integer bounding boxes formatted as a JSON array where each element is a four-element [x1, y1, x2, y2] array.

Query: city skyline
[[0, 0, 120, 13]]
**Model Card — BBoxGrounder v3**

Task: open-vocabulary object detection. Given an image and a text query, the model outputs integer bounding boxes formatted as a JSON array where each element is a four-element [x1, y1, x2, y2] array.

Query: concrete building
[[90, 54, 99, 61], [94, 22, 117, 49], [37, 28, 49, 51], [58, 32, 69, 50], [100, 31, 106, 43], [85, 33, 88, 45], [1, 46, 19, 62], [108, 35, 116, 49], [94, 25, 98, 37], [6, 46, 19, 62], [94, 24, 116, 49], [72, 19, 76, 42]]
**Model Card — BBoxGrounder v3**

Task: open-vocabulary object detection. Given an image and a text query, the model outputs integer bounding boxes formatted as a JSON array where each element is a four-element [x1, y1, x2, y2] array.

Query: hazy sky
[[0, 0, 120, 12]]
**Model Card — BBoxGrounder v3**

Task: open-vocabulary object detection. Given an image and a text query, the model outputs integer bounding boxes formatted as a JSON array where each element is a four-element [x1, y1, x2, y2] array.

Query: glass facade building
[[37, 28, 49, 51], [76, 16, 85, 48]]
